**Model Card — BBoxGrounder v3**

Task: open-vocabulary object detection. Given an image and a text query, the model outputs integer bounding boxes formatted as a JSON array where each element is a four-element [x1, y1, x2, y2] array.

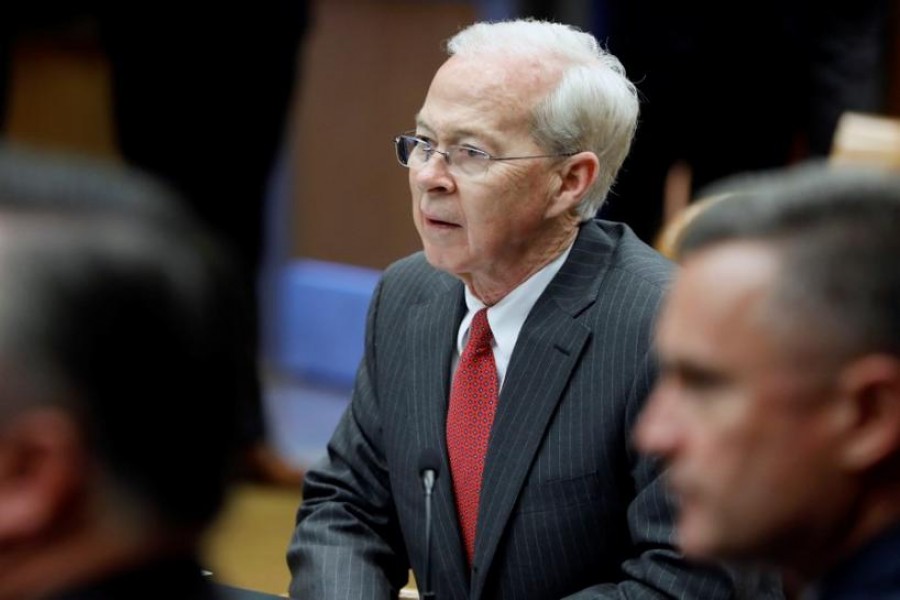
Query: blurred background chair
[[830, 112, 900, 171]]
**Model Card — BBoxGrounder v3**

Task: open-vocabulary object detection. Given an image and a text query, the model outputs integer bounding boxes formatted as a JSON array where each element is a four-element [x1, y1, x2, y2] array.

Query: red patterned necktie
[[446, 308, 499, 566]]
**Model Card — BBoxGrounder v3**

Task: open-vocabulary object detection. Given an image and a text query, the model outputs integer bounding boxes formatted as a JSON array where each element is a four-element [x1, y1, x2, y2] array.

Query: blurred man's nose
[[634, 384, 682, 457]]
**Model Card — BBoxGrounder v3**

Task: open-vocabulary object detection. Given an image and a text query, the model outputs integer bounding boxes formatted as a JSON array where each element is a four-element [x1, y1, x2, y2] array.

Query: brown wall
[[6, 32, 117, 159], [290, 1, 476, 269]]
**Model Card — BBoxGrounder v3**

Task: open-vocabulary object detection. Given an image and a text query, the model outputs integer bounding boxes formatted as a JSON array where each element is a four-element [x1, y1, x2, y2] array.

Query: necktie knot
[[468, 308, 493, 352]]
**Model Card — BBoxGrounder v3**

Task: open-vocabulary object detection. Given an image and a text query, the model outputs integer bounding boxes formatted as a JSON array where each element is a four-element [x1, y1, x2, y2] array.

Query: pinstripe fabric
[[287, 221, 782, 599]]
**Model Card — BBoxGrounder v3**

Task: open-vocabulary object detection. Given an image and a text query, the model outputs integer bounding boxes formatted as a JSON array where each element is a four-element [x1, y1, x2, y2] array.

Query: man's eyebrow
[[414, 114, 430, 131], [662, 356, 729, 386], [411, 120, 498, 147]]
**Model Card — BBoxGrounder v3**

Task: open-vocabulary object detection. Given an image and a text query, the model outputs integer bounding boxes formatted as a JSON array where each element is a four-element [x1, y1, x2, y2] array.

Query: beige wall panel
[[292, 1, 476, 269]]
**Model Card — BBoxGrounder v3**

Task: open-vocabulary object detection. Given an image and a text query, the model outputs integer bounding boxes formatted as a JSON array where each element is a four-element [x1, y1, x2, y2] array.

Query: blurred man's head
[[0, 147, 252, 598], [635, 165, 900, 577], [393, 19, 638, 304]]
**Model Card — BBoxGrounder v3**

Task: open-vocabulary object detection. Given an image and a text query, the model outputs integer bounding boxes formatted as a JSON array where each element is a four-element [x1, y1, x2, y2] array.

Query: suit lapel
[[470, 222, 616, 599], [407, 275, 469, 597]]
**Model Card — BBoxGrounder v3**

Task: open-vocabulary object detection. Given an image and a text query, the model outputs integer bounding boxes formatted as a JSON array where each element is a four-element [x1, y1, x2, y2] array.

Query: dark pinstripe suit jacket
[[288, 221, 774, 599]]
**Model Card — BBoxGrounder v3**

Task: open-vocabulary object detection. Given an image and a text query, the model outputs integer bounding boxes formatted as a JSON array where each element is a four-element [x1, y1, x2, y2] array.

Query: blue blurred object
[[271, 259, 381, 387], [478, 0, 518, 19]]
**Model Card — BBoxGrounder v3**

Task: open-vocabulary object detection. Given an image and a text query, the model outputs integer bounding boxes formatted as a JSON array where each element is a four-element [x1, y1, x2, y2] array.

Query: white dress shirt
[[452, 243, 573, 392]]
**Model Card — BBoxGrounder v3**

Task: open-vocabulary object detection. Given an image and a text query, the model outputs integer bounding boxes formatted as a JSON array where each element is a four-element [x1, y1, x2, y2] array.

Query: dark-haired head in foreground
[[0, 147, 253, 599], [636, 164, 900, 597]]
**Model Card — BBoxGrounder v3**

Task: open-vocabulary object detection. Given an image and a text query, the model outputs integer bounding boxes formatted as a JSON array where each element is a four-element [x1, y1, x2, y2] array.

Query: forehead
[[416, 54, 562, 140], [658, 242, 782, 361]]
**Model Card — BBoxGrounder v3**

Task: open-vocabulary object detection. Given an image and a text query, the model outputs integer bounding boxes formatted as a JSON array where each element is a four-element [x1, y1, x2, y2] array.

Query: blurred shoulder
[[585, 219, 674, 292]]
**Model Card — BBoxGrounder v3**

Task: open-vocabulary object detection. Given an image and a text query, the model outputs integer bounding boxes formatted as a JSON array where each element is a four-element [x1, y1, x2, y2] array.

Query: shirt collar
[[457, 243, 573, 380]]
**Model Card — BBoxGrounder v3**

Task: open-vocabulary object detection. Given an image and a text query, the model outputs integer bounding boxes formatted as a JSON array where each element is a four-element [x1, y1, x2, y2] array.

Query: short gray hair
[[679, 164, 900, 361], [447, 19, 639, 220]]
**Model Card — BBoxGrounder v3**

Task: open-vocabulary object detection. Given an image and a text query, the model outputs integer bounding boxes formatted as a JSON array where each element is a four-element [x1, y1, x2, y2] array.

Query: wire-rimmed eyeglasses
[[393, 133, 578, 177]]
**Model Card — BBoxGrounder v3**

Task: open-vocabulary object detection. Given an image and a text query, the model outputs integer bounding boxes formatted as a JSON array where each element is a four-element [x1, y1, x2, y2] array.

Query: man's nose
[[413, 150, 456, 193]]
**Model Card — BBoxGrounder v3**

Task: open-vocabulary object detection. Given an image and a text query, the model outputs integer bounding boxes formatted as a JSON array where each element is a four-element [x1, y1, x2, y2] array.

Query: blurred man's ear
[[545, 151, 599, 220], [834, 355, 900, 472], [0, 409, 85, 543]]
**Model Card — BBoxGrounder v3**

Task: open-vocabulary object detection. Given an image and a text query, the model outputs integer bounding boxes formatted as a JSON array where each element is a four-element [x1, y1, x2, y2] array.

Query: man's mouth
[[425, 216, 460, 228]]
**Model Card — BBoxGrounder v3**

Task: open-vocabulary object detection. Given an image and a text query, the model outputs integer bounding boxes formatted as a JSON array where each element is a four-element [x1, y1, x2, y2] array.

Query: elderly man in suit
[[288, 19, 776, 599], [635, 165, 900, 599]]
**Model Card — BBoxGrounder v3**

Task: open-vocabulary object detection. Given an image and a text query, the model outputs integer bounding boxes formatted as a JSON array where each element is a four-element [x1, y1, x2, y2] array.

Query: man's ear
[[545, 151, 600, 219], [834, 355, 900, 472], [0, 409, 85, 542]]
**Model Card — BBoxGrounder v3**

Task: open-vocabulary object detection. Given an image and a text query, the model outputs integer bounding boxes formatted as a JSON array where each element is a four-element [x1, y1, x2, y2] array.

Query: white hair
[[447, 19, 639, 220]]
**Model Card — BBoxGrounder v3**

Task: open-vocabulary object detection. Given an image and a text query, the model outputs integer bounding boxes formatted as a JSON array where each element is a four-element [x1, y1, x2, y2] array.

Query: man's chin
[[676, 513, 728, 562], [422, 247, 468, 277], [677, 522, 759, 565]]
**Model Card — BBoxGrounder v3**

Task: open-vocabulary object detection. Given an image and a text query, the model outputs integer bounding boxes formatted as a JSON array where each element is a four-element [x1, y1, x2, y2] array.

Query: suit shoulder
[[599, 220, 674, 293]]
